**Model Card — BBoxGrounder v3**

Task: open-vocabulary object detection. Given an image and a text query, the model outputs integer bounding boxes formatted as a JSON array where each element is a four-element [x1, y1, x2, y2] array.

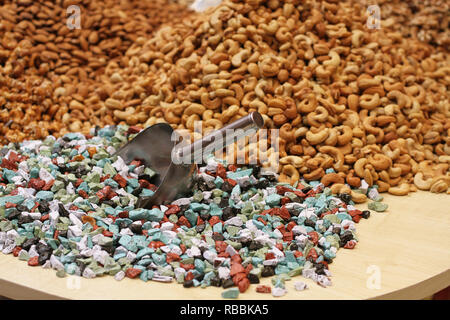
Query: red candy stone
[[180, 263, 195, 271], [230, 254, 242, 264], [12, 247, 22, 257], [225, 178, 237, 186], [125, 268, 142, 279], [0, 158, 18, 170], [230, 263, 245, 276], [177, 216, 191, 228], [215, 240, 228, 253], [307, 248, 318, 260], [28, 256, 39, 266], [282, 231, 293, 242], [208, 216, 221, 226], [166, 253, 181, 263], [307, 231, 319, 245], [286, 221, 297, 231], [118, 211, 129, 218], [344, 240, 357, 249], [238, 278, 250, 293], [276, 185, 292, 195], [216, 164, 227, 179], [28, 178, 45, 190], [265, 252, 275, 260], [78, 190, 88, 199], [5, 202, 16, 209], [232, 272, 246, 285], [276, 206, 291, 220], [294, 250, 303, 258], [42, 180, 54, 191], [102, 230, 113, 237], [113, 174, 127, 188], [164, 205, 180, 216], [127, 126, 142, 134], [256, 285, 271, 293]]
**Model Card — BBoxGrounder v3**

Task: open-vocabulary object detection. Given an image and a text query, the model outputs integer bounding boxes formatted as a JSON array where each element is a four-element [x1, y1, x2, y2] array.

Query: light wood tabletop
[[0, 190, 448, 300]]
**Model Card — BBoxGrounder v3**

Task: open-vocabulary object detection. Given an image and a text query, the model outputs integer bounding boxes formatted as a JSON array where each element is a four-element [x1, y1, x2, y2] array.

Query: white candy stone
[[2, 244, 15, 254], [224, 216, 243, 227], [174, 267, 186, 278], [273, 229, 284, 239], [17, 187, 36, 199], [112, 156, 128, 172], [93, 250, 109, 265], [125, 251, 137, 263], [29, 211, 42, 220], [171, 197, 191, 206], [66, 183, 75, 195], [203, 250, 217, 263], [225, 245, 238, 257], [114, 270, 125, 281], [317, 275, 332, 287], [68, 225, 82, 237], [272, 287, 287, 297], [39, 168, 54, 183], [68, 213, 82, 228], [294, 281, 309, 291], [50, 255, 65, 270], [291, 225, 308, 235], [106, 146, 116, 155], [186, 246, 201, 258], [218, 267, 230, 279], [82, 268, 96, 279], [28, 245, 39, 257], [6, 229, 19, 240], [160, 222, 174, 231], [263, 259, 278, 266]]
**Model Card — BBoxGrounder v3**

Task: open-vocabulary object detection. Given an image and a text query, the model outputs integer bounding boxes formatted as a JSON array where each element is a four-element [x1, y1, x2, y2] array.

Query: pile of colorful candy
[[0, 125, 379, 298]]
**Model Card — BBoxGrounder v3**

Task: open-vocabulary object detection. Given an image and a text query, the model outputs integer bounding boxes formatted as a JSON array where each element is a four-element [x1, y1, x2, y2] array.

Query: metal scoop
[[115, 112, 264, 208]]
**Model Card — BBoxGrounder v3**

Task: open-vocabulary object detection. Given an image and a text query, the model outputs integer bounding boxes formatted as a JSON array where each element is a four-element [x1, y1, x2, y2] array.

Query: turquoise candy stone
[[265, 193, 281, 207], [222, 288, 239, 299], [148, 208, 163, 222], [36, 191, 54, 201], [226, 168, 253, 180], [0, 195, 25, 206]]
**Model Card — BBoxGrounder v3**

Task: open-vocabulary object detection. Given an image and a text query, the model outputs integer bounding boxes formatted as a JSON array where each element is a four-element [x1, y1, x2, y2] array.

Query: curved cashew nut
[[330, 183, 351, 195], [303, 167, 325, 181], [359, 93, 380, 110], [279, 123, 296, 142], [413, 172, 433, 190], [280, 155, 304, 168], [369, 154, 392, 171], [231, 49, 250, 67], [318, 146, 345, 171], [388, 183, 410, 196], [354, 158, 368, 178], [320, 173, 345, 187], [184, 103, 206, 116], [306, 128, 329, 145], [279, 165, 299, 185], [201, 93, 221, 110], [351, 190, 368, 203], [346, 170, 361, 188]]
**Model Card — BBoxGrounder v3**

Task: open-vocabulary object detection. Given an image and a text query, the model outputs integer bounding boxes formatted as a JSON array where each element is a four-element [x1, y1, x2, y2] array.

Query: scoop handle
[[174, 111, 264, 164]]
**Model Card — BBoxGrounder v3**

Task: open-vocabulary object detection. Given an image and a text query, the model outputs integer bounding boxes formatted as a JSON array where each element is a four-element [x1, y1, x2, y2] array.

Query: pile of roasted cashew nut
[[0, 0, 449, 200]]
